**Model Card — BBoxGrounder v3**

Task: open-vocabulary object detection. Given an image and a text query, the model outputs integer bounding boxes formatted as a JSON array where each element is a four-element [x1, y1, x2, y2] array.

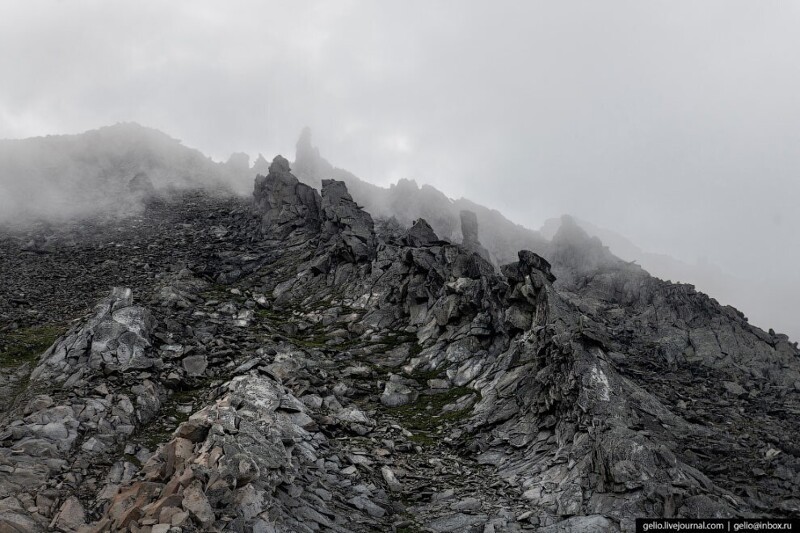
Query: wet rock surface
[[0, 162, 797, 532]]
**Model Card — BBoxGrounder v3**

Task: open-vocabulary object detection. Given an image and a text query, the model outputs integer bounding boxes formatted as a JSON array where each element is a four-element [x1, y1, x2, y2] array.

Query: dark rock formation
[[253, 158, 377, 263], [404, 218, 440, 247], [291, 129, 550, 265], [0, 166, 798, 532], [320, 179, 376, 262], [517, 249, 556, 283], [252, 155, 322, 237]]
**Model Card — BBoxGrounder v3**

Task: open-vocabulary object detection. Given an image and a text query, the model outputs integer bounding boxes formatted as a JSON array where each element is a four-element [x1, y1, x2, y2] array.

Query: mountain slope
[[541, 216, 800, 343], [0, 157, 797, 532], [293, 130, 800, 343], [0, 123, 248, 224]]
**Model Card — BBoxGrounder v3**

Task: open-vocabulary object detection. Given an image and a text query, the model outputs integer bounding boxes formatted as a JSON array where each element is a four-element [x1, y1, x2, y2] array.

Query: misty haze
[[0, 2, 798, 532]]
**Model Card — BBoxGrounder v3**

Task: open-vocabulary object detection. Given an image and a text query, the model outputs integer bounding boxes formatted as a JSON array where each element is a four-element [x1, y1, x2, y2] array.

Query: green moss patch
[[387, 386, 477, 435], [0, 324, 64, 368], [133, 380, 218, 450], [409, 365, 448, 383], [255, 308, 291, 322], [200, 282, 238, 302]]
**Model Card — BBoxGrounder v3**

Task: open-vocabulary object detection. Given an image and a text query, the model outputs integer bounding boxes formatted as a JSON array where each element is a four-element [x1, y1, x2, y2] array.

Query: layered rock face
[[0, 160, 798, 532]]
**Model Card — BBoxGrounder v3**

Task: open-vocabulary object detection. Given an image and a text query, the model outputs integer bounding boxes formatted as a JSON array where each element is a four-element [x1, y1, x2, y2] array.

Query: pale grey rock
[[722, 380, 746, 396], [30, 287, 156, 382], [182, 354, 208, 377], [450, 497, 482, 512], [182, 480, 215, 526], [380, 381, 418, 407], [50, 496, 85, 532], [381, 466, 402, 493]]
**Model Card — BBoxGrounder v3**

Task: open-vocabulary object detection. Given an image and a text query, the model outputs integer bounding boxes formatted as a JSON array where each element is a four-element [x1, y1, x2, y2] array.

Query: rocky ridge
[[290, 130, 548, 266], [0, 156, 797, 532]]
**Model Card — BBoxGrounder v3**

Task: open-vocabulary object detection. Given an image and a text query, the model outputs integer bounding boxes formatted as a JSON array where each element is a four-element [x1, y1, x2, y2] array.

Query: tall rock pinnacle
[[460, 209, 491, 263], [293, 127, 330, 188]]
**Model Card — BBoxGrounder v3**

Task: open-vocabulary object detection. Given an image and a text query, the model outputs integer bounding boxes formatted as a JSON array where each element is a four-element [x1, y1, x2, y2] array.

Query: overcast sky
[[1, 1, 798, 333]]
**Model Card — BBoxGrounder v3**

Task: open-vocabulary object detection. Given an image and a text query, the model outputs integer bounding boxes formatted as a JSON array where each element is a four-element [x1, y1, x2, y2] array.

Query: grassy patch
[[0, 324, 64, 368], [200, 282, 237, 301], [132, 380, 216, 450], [134, 410, 188, 451], [288, 335, 332, 349], [255, 308, 290, 322], [123, 453, 143, 468], [292, 335, 364, 351], [388, 386, 476, 435], [409, 365, 447, 383], [382, 331, 417, 345], [354, 331, 420, 355]]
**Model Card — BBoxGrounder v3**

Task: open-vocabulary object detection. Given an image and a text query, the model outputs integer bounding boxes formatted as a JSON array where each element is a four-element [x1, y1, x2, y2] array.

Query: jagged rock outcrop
[[30, 287, 157, 382], [246, 174, 799, 528], [291, 129, 549, 266], [253, 155, 322, 237], [253, 158, 377, 263], [320, 179, 376, 262], [404, 218, 441, 247], [1, 171, 798, 533]]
